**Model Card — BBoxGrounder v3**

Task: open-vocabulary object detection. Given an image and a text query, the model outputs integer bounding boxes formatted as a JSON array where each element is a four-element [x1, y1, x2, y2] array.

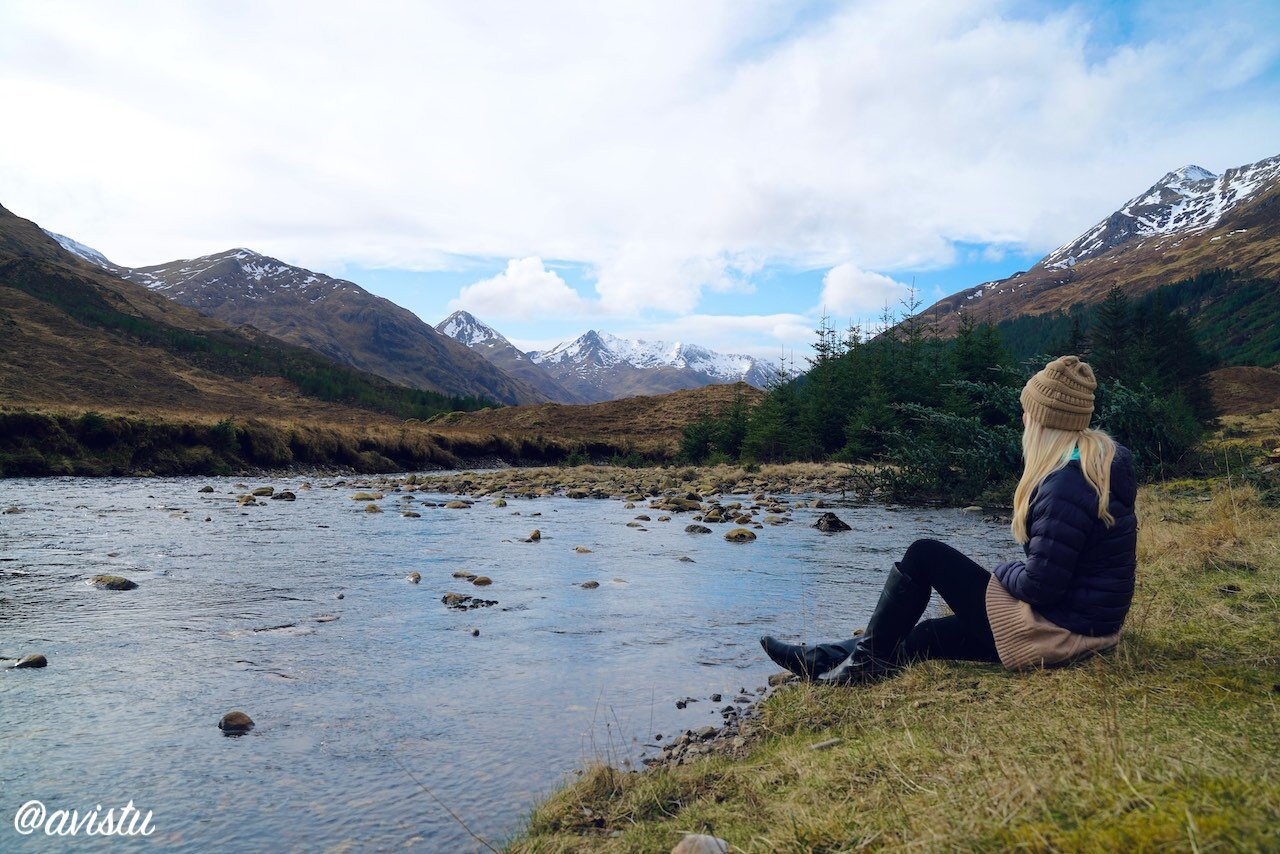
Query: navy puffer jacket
[[994, 443, 1138, 636]]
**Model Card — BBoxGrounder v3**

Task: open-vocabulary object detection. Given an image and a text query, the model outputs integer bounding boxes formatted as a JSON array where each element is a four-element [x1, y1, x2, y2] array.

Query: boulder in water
[[472, 576, 493, 587], [352, 492, 383, 501], [270, 491, 296, 501], [364, 503, 382, 513], [407, 572, 421, 584], [219, 710, 254, 735], [90, 574, 138, 590], [14, 653, 47, 669], [685, 524, 712, 534], [527, 529, 541, 542], [574, 546, 592, 553], [251, 486, 274, 497], [198, 485, 214, 493], [580, 580, 600, 589], [402, 511, 421, 518], [724, 528, 756, 542], [444, 501, 469, 509], [813, 512, 852, 532]]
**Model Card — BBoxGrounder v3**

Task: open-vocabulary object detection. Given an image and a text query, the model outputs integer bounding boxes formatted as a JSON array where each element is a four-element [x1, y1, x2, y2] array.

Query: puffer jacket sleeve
[[994, 473, 1096, 606]]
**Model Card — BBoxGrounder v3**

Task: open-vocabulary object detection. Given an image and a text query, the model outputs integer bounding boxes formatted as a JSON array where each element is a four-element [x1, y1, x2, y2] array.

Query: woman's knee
[[901, 538, 947, 579]]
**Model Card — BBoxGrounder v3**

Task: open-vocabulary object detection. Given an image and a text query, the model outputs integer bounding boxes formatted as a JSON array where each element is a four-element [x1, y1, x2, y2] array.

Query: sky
[[2, 0, 1279, 360]]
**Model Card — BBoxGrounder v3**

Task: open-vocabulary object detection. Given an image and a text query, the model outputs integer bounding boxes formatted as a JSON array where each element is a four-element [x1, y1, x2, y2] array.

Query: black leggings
[[896, 539, 1001, 664]]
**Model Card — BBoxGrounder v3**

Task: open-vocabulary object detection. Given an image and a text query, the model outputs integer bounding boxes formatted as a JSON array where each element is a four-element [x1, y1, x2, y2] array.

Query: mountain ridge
[[921, 152, 1280, 334], [435, 310, 588, 403], [47, 240, 547, 405]]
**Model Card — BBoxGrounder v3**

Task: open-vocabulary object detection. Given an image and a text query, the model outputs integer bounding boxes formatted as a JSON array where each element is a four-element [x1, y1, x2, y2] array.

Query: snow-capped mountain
[[528, 330, 786, 403], [436, 311, 586, 403], [52, 242, 546, 405], [920, 152, 1280, 334], [1043, 157, 1280, 270]]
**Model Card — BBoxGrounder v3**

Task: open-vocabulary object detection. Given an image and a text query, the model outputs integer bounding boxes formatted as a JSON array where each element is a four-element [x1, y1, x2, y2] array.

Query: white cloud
[[450, 257, 589, 321], [818, 263, 910, 318], [1, 0, 1278, 322]]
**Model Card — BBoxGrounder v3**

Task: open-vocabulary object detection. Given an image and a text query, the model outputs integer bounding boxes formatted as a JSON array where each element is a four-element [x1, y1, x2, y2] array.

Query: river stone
[[2, 506, 22, 514], [962, 505, 983, 512], [198, 485, 214, 493], [472, 576, 492, 586], [407, 572, 421, 584], [14, 653, 47, 669], [219, 710, 254, 735], [768, 671, 796, 686], [402, 511, 421, 518], [581, 580, 600, 589], [452, 570, 477, 580], [90, 574, 138, 590], [364, 503, 382, 513], [270, 491, 296, 501], [667, 498, 703, 512], [678, 556, 695, 562], [685, 524, 712, 534], [444, 501, 469, 509], [574, 546, 593, 553], [492, 499, 507, 507], [251, 486, 274, 497], [352, 492, 383, 501], [813, 512, 852, 532], [237, 495, 258, 506], [528, 529, 541, 541], [724, 528, 757, 542], [625, 521, 645, 528]]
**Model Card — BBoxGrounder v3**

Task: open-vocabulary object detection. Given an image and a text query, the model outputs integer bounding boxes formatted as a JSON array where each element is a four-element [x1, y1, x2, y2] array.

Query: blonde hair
[[1011, 420, 1116, 544]]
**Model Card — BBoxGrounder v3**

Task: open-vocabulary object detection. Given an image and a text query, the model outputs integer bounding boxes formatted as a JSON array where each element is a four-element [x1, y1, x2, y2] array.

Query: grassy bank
[[515, 474, 1280, 850], [0, 409, 647, 477]]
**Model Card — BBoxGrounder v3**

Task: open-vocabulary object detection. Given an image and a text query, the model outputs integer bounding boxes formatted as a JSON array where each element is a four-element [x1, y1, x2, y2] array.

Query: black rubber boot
[[760, 635, 860, 680], [825, 562, 931, 685]]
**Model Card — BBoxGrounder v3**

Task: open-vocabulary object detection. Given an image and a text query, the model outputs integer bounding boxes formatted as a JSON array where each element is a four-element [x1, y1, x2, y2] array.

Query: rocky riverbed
[[0, 467, 1015, 850]]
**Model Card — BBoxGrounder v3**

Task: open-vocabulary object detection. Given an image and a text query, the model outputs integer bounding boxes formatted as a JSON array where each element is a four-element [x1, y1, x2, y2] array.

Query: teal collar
[[1065, 445, 1080, 462]]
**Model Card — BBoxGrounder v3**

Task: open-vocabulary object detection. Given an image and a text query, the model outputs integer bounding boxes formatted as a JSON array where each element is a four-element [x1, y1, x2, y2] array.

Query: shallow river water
[[0, 475, 1018, 851]]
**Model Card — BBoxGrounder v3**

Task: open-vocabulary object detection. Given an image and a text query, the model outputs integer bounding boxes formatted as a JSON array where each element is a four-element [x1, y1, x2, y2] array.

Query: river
[[0, 475, 1017, 851]]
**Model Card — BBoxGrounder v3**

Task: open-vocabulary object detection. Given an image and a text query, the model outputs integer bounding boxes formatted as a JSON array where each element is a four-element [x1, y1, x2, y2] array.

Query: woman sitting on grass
[[762, 355, 1138, 683]]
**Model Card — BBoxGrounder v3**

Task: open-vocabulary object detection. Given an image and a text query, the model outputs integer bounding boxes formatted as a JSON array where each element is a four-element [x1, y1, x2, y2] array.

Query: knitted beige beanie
[[1020, 355, 1096, 431]]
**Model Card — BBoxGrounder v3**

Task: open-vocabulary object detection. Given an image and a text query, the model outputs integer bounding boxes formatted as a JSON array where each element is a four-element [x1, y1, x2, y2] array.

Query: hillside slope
[[0, 204, 483, 426], [429, 382, 765, 454], [46, 236, 547, 406], [923, 153, 1280, 334]]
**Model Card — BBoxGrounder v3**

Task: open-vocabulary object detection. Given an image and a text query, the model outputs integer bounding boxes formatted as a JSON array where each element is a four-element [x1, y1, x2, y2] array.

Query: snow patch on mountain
[[438, 310, 511, 347], [42, 229, 115, 268], [1043, 155, 1280, 270], [531, 330, 785, 385]]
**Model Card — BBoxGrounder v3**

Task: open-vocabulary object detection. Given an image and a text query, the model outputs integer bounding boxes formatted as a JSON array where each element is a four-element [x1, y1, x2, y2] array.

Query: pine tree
[[1089, 285, 1133, 381]]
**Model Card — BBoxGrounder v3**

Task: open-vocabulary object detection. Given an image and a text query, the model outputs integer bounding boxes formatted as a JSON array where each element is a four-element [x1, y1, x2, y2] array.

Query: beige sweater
[[985, 575, 1121, 671]]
